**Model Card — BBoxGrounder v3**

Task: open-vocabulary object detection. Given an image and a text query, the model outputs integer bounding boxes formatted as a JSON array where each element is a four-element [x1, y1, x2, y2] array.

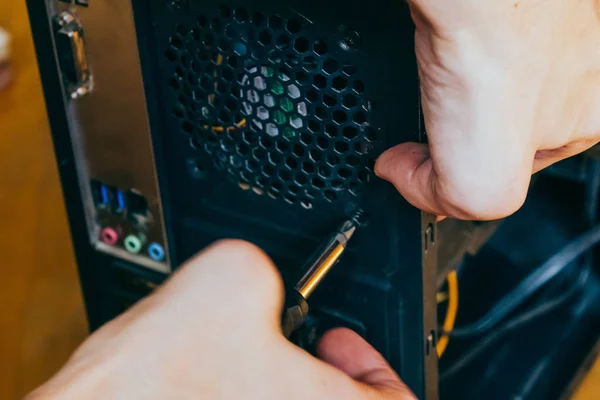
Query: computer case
[[27, 0, 439, 398], [26, 1, 600, 399]]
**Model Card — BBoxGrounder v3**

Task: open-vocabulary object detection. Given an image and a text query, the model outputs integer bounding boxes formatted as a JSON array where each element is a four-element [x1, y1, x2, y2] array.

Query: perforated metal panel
[[165, 5, 379, 209]]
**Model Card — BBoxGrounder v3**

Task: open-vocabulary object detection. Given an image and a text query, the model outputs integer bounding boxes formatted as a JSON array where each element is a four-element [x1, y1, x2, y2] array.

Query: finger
[[153, 239, 285, 332], [317, 328, 416, 399], [375, 142, 533, 220]]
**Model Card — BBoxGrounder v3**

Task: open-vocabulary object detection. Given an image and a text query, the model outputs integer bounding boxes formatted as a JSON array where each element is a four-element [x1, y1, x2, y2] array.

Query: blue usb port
[[91, 180, 110, 209], [100, 185, 110, 207], [114, 189, 126, 213]]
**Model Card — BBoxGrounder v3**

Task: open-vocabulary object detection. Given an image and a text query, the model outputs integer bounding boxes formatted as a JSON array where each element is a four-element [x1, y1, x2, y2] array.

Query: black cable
[[449, 224, 600, 338], [584, 159, 600, 226], [440, 267, 590, 382]]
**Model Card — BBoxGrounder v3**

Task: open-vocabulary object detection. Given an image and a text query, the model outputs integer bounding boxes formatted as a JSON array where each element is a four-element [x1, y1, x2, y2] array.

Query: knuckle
[[205, 239, 283, 298], [167, 240, 283, 306], [437, 174, 529, 220]]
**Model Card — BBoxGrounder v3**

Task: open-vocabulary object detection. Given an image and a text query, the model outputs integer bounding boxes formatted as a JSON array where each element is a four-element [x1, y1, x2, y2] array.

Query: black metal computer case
[[27, 0, 439, 398], [26, 1, 600, 399]]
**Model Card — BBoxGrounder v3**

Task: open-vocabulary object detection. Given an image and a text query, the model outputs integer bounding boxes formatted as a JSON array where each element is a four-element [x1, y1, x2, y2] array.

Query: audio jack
[[281, 210, 363, 338]]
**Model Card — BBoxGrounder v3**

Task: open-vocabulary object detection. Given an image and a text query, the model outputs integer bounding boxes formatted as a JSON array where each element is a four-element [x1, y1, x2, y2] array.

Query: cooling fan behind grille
[[165, 6, 379, 209]]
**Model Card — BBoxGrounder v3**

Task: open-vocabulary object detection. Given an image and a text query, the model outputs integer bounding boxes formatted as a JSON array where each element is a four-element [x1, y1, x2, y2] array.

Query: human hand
[[26, 240, 415, 400], [375, 0, 600, 220]]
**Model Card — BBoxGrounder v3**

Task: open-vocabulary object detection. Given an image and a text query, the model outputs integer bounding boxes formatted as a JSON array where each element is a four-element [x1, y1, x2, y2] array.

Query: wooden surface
[[0, 0, 598, 399], [0, 1, 88, 399]]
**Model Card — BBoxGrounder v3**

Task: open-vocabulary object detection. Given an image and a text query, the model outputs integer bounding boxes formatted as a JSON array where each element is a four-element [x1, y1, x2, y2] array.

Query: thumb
[[317, 328, 416, 399], [375, 141, 532, 220]]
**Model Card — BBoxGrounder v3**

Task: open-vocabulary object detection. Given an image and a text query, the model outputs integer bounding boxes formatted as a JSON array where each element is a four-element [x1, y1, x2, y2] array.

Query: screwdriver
[[281, 211, 363, 338]]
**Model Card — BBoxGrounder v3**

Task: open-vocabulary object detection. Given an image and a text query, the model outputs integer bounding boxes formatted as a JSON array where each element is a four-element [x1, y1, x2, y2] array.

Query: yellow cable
[[437, 270, 459, 358], [203, 54, 246, 134]]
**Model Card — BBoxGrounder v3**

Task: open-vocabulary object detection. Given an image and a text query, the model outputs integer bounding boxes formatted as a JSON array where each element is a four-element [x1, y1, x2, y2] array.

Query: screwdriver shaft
[[296, 242, 345, 299]]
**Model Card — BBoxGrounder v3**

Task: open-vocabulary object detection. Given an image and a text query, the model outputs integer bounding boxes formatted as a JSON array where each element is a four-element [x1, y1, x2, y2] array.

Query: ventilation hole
[[334, 141, 349, 154], [332, 76, 348, 91], [339, 168, 352, 178], [284, 193, 296, 204], [276, 141, 289, 153], [313, 40, 328, 55], [346, 154, 360, 167], [288, 185, 299, 195], [276, 34, 291, 48], [287, 19, 301, 34], [300, 132, 312, 145], [313, 74, 327, 89], [343, 126, 358, 139], [264, 164, 275, 177], [296, 173, 308, 185], [317, 136, 328, 150], [306, 89, 319, 103], [319, 165, 332, 178], [333, 110, 347, 124], [354, 80, 365, 93], [296, 71, 309, 85], [292, 144, 304, 157], [272, 181, 283, 192], [302, 161, 315, 174], [315, 107, 328, 120], [325, 124, 337, 138], [268, 151, 281, 165], [253, 147, 266, 160], [312, 177, 325, 189], [303, 56, 318, 72], [294, 37, 310, 53], [285, 157, 298, 169], [166, 9, 377, 207], [324, 189, 337, 201], [343, 94, 358, 109], [323, 94, 337, 107], [323, 58, 339, 75], [308, 119, 320, 133], [327, 154, 341, 167], [280, 169, 291, 181], [353, 110, 367, 124], [258, 30, 271, 46], [259, 135, 273, 149], [309, 149, 322, 162], [268, 15, 284, 30]]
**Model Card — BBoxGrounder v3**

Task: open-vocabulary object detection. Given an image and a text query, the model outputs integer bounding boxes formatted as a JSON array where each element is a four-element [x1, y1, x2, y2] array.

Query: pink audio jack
[[99, 227, 121, 246]]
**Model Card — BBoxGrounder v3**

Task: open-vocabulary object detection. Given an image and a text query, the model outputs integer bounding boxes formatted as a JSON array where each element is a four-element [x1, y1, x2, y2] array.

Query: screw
[[337, 26, 361, 51]]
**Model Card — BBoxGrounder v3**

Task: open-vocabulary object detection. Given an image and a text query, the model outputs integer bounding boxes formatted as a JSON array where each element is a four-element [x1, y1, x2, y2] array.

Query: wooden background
[[0, 0, 597, 398]]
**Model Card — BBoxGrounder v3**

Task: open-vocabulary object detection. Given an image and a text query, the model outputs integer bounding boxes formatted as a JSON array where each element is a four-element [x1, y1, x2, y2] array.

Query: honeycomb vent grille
[[165, 5, 378, 209]]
